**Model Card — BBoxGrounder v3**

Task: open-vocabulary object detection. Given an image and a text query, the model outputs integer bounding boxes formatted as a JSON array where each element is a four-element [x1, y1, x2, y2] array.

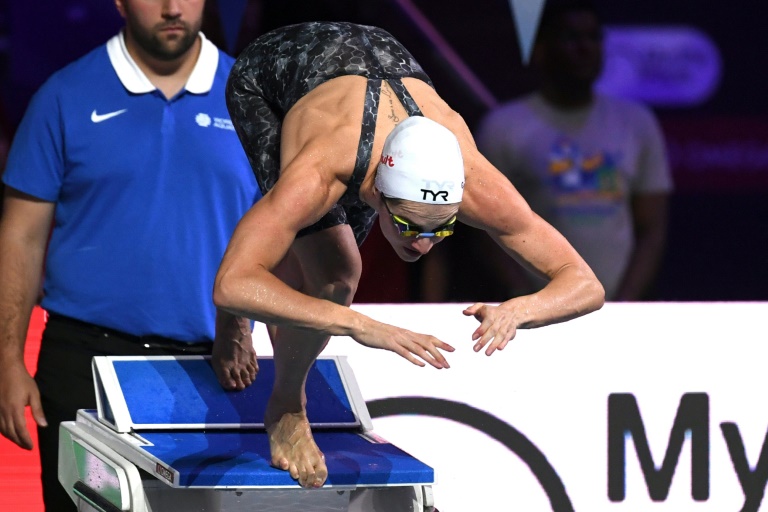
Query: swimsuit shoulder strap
[[347, 78, 382, 196], [386, 78, 424, 117]]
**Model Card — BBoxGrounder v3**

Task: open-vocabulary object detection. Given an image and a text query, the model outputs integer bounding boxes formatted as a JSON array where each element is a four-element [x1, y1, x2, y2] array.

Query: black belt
[[46, 313, 212, 354]]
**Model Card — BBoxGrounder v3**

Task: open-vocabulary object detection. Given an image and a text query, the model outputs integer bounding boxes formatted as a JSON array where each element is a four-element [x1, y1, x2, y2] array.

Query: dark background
[[1, 0, 766, 302]]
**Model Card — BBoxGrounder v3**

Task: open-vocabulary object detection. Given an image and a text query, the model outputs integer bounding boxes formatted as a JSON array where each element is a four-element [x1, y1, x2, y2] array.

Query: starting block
[[58, 356, 436, 511]]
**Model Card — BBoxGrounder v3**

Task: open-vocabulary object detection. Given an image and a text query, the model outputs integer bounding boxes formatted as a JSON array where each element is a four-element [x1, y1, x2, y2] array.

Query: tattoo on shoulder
[[382, 82, 400, 124]]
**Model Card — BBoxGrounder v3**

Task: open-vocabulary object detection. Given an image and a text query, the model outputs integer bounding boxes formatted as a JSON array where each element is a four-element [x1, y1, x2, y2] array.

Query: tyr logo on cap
[[420, 189, 450, 201], [421, 180, 457, 202]]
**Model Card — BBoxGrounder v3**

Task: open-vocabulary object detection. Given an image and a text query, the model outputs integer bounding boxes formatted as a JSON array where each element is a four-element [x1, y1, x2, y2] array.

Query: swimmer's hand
[[463, 303, 517, 356], [354, 322, 454, 369], [212, 313, 258, 390]]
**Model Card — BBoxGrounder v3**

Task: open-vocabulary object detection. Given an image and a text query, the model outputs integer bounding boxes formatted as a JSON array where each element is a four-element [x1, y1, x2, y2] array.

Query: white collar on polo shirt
[[106, 30, 219, 94]]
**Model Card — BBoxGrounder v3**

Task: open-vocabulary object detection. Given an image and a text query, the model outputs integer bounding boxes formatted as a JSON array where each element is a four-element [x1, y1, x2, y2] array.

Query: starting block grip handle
[[73, 481, 124, 512]]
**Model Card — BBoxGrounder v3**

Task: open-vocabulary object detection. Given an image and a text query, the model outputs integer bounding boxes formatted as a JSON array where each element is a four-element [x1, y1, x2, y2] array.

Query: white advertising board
[[251, 302, 768, 511]]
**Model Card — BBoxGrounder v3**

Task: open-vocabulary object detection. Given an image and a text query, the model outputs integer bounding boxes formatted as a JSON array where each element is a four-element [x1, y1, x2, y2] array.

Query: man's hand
[[463, 303, 518, 356], [0, 362, 47, 450], [212, 313, 258, 391]]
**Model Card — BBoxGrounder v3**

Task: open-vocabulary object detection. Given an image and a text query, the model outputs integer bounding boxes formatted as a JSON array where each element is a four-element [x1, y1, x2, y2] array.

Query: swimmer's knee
[[313, 247, 361, 306], [316, 276, 358, 307], [292, 225, 362, 305]]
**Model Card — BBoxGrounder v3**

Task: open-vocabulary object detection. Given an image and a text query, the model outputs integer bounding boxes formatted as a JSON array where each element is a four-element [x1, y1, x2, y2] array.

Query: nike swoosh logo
[[91, 109, 127, 123]]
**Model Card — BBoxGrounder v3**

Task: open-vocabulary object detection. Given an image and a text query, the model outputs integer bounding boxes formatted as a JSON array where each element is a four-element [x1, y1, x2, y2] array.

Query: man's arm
[[613, 192, 669, 301], [0, 187, 54, 449]]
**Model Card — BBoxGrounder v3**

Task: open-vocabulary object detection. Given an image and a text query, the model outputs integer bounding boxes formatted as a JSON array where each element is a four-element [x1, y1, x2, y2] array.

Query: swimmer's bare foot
[[266, 410, 328, 488]]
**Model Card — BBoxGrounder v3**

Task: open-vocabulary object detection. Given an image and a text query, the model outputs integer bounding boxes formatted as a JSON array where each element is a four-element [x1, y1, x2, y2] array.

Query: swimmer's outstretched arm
[[214, 149, 453, 369], [412, 92, 604, 352], [451, 131, 605, 355]]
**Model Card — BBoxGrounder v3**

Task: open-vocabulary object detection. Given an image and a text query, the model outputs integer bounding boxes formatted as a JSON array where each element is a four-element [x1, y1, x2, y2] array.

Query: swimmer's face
[[116, 0, 204, 62], [379, 196, 459, 262]]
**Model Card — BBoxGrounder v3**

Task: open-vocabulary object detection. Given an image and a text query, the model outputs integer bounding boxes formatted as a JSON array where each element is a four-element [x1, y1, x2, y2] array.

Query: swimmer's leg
[[266, 224, 362, 488]]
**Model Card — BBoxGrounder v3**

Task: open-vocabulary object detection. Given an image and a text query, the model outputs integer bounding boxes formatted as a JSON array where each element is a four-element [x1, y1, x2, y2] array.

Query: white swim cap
[[375, 116, 465, 204]]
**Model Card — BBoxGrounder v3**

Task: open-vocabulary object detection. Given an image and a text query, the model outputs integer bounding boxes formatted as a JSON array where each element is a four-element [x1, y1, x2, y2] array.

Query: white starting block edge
[[59, 413, 436, 511], [59, 418, 142, 511], [92, 355, 374, 434], [63, 409, 434, 490]]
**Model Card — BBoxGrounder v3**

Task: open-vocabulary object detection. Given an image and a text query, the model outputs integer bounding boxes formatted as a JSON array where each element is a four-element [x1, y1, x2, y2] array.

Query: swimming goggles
[[383, 200, 457, 238]]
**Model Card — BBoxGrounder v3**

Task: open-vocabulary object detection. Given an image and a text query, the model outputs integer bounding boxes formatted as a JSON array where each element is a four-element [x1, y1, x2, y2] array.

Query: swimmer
[[213, 21, 605, 488]]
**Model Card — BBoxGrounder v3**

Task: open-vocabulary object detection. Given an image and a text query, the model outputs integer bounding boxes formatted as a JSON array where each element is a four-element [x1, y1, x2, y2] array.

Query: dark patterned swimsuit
[[226, 21, 432, 245]]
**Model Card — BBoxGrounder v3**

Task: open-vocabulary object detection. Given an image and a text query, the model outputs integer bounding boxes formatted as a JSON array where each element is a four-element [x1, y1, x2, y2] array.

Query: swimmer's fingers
[[354, 321, 453, 369], [480, 328, 515, 356], [466, 303, 492, 348], [417, 336, 454, 369], [391, 334, 453, 369], [463, 302, 485, 320], [467, 304, 518, 356]]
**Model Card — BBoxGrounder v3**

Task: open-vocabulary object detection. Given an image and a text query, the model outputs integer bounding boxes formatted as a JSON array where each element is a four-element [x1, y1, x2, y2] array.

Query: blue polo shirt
[[3, 32, 260, 342]]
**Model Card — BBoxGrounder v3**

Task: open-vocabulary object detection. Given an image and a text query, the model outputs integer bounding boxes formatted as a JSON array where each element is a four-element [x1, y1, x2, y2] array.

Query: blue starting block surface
[[139, 429, 433, 488], [93, 356, 368, 432], [79, 356, 435, 490]]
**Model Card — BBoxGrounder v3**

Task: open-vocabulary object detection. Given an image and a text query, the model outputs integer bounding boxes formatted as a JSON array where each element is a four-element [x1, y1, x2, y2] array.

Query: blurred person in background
[[428, 0, 673, 302]]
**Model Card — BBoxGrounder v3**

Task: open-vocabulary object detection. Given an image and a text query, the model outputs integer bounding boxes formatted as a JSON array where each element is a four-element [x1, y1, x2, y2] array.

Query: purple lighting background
[[0, 0, 766, 301]]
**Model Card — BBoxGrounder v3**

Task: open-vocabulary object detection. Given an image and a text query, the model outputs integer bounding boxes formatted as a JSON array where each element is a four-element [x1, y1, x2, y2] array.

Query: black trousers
[[35, 314, 211, 512]]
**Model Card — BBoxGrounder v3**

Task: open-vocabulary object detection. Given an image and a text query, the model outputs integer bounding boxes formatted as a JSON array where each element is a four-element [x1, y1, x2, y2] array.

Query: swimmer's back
[[230, 21, 431, 115]]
